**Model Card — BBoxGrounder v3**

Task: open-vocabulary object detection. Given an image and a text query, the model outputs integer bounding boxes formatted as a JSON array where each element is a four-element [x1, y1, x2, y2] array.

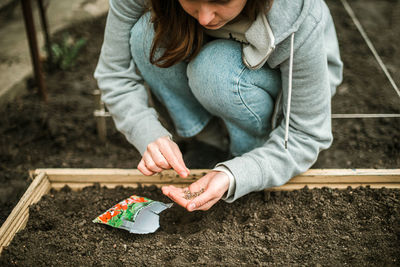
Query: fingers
[[162, 184, 219, 211], [162, 185, 217, 211], [137, 158, 155, 176], [188, 197, 219, 211], [147, 143, 171, 169], [186, 188, 216, 211], [188, 173, 211, 192], [162, 185, 190, 208], [162, 171, 229, 212], [142, 151, 163, 173], [187, 172, 229, 211], [139, 136, 189, 176], [157, 139, 189, 178]]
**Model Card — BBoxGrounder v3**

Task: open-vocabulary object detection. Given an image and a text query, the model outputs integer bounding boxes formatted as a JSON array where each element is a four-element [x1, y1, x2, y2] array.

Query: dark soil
[[0, 0, 399, 263], [1, 185, 399, 266], [314, 0, 400, 169]]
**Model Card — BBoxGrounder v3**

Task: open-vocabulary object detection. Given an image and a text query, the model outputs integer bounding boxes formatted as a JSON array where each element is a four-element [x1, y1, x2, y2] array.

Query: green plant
[[50, 33, 87, 70]]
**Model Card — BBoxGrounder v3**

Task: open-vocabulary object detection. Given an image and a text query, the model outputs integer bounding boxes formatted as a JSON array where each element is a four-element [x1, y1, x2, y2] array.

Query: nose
[[197, 5, 215, 26]]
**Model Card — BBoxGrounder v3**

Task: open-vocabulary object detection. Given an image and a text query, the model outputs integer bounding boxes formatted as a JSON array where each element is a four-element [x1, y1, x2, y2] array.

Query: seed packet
[[93, 195, 172, 234]]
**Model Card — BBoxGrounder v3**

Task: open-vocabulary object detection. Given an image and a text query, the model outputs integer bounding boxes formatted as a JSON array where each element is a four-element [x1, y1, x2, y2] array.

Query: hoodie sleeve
[[219, 20, 333, 202], [94, 0, 171, 155]]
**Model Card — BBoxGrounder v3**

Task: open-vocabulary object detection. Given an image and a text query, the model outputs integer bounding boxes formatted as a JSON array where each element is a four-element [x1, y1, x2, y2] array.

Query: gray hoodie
[[94, 0, 343, 202]]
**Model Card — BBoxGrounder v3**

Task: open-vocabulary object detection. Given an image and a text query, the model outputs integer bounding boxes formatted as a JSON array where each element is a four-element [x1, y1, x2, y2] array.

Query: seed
[[183, 188, 205, 200]]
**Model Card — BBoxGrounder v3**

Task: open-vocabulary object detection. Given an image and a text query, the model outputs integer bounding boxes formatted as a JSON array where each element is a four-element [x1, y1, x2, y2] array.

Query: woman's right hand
[[137, 136, 190, 178]]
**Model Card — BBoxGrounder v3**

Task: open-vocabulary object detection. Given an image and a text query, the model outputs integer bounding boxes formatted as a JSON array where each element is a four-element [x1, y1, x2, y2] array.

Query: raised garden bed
[[0, 0, 399, 229], [0, 0, 399, 264], [0, 169, 400, 265]]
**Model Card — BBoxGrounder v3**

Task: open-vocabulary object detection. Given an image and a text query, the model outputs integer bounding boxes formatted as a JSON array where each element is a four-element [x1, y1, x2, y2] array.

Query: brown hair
[[148, 0, 273, 68]]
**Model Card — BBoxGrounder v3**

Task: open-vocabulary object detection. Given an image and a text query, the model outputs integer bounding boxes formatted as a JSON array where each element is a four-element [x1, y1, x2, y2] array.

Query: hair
[[148, 0, 274, 68]]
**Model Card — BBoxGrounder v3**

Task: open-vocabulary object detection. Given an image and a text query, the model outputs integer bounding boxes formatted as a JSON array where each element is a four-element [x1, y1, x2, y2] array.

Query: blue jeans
[[130, 13, 281, 156]]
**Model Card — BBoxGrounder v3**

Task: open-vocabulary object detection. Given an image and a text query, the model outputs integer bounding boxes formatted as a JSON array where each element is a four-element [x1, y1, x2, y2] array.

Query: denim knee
[[187, 40, 245, 117], [187, 39, 280, 136]]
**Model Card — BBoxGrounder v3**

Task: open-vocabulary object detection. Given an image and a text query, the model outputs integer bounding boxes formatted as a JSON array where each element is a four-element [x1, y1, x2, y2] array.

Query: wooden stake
[[93, 90, 108, 142]]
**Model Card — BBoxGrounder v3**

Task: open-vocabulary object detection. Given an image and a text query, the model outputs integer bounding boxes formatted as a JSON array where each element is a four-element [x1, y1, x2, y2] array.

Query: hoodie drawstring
[[284, 32, 295, 149]]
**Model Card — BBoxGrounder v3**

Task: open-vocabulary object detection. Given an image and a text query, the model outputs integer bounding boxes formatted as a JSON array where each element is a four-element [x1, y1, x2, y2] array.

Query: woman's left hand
[[162, 171, 229, 211]]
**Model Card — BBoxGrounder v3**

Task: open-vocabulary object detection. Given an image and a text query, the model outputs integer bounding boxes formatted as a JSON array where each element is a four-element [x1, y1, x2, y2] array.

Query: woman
[[94, 0, 343, 211]]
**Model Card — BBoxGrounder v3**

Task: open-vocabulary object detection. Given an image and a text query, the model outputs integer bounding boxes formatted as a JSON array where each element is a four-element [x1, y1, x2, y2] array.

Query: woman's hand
[[162, 171, 230, 211], [138, 136, 190, 178]]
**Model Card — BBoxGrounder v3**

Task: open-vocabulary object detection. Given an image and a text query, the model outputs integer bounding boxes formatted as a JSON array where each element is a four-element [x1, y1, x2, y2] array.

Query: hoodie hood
[[267, 0, 310, 44], [242, 0, 312, 70]]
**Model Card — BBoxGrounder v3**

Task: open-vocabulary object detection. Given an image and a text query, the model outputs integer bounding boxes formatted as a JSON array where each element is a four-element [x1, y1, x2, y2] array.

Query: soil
[[1, 185, 399, 265], [314, 0, 400, 169], [0, 0, 399, 263]]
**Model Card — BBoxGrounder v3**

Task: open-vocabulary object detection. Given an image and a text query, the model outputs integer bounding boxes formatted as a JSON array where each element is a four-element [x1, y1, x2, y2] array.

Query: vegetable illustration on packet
[[93, 195, 172, 234]]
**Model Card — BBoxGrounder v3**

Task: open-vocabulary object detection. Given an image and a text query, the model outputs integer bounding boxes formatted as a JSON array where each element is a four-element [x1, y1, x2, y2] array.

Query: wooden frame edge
[[0, 172, 50, 254], [1, 168, 400, 255], [32, 168, 400, 190]]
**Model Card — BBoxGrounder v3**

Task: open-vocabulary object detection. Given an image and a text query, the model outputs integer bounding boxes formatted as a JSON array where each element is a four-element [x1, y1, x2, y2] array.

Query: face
[[178, 0, 248, 30]]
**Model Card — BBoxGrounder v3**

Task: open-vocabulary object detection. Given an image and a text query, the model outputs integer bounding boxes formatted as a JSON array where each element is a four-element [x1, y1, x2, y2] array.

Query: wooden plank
[[47, 175, 199, 184], [1, 212, 29, 254], [3, 181, 51, 249], [0, 177, 50, 252], [290, 169, 400, 183], [299, 169, 400, 176], [289, 176, 400, 183], [51, 182, 190, 191], [51, 182, 400, 192], [34, 168, 208, 177], [33, 169, 208, 184], [0, 174, 47, 243], [34, 168, 400, 185], [0, 175, 50, 250], [41, 168, 400, 193], [269, 183, 400, 191], [0, 172, 50, 254]]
